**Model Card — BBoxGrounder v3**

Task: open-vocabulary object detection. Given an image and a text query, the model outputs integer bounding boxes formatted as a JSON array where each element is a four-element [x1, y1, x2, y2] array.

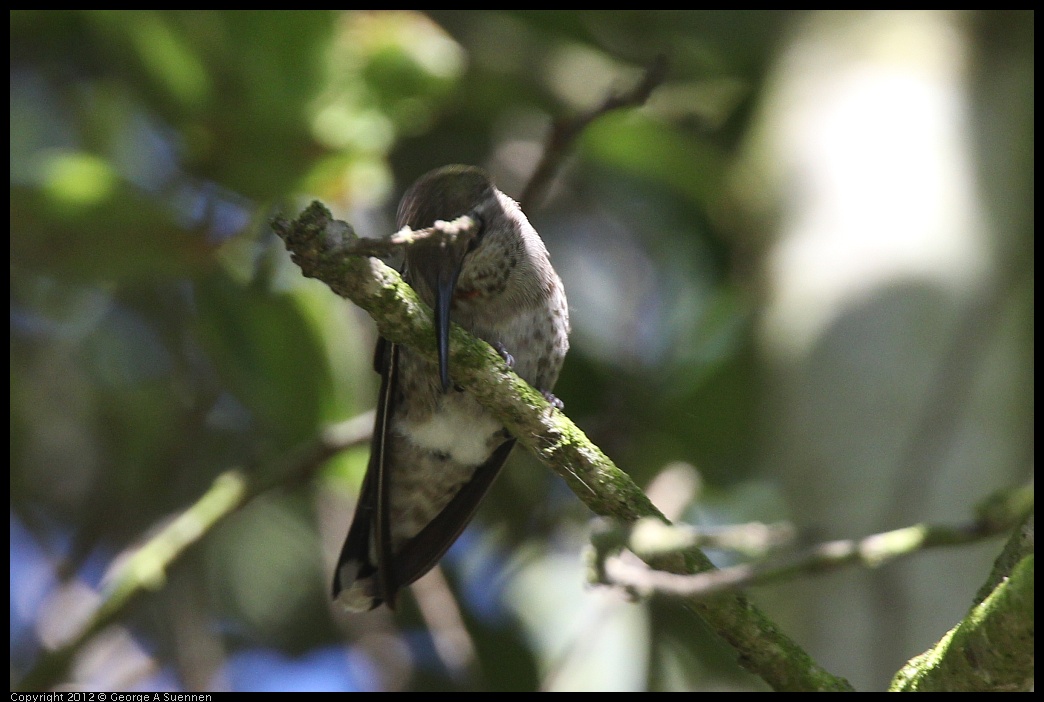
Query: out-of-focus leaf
[[12, 10, 338, 200], [581, 113, 726, 206], [194, 266, 332, 448], [10, 181, 207, 281], [207, 494, 335, 650]]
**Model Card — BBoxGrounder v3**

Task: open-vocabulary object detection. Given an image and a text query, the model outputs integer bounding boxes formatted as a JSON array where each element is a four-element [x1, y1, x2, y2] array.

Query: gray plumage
[[334, 165, 569, 611]]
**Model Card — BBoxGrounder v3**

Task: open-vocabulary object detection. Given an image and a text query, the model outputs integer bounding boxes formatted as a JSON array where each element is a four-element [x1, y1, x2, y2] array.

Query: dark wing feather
[[373, 342, 399, 606], [389, 437, 515, 592], [332, 337, 397, 606], [333, 338, 516, 610]]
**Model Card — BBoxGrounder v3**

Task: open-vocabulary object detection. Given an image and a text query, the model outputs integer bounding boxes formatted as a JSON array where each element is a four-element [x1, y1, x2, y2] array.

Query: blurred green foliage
[[10, 9, 1032, 693]]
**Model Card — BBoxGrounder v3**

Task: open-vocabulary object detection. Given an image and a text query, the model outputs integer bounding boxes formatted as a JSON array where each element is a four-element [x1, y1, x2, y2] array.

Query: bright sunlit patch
[[40, 150, 118, 207], [754, 11, 988, 362], [545, 43, 626, 111]]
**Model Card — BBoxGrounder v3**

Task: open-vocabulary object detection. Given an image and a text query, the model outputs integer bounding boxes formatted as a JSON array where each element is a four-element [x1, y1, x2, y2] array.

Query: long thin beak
[[433, 263, 461, 392]]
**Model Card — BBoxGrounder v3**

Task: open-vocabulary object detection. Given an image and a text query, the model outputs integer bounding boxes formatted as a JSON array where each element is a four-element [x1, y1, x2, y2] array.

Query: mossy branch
[[272, 202, 854, 692], [890, 511, 1034, 691]]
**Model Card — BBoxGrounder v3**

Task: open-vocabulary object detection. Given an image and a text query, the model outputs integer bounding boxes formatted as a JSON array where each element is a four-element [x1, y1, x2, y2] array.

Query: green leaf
[[194, 266, 332, 448]]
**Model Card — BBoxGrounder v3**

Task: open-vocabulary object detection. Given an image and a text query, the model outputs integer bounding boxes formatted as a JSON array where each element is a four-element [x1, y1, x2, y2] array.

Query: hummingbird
[[333, 165, 570, 611]]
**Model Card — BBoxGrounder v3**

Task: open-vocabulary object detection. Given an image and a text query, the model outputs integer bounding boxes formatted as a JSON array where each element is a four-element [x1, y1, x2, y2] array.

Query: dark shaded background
[[10, 10, 1033, 691]]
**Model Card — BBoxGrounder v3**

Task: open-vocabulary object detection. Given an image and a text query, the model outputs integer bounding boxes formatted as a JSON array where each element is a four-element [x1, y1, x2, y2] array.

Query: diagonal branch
[[890, 510, 1034, 691], [272, 202, 854, 692]]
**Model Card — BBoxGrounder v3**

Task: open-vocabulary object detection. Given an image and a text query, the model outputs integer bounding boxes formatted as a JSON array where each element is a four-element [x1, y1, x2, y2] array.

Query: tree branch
[[590, 486, 1032, 600], [890, 526, 1034, 691], [519, 54, 668, 211], [271, 202, 854, 692], [346, 214, 480, 259]]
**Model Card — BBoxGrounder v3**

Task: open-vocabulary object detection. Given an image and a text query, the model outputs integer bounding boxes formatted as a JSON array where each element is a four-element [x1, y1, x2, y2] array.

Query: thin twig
[[591, 489, 1031, 600], [346, 215, 479, 260], [519, 55, 668, 211], [409, 565, 482, 686]]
